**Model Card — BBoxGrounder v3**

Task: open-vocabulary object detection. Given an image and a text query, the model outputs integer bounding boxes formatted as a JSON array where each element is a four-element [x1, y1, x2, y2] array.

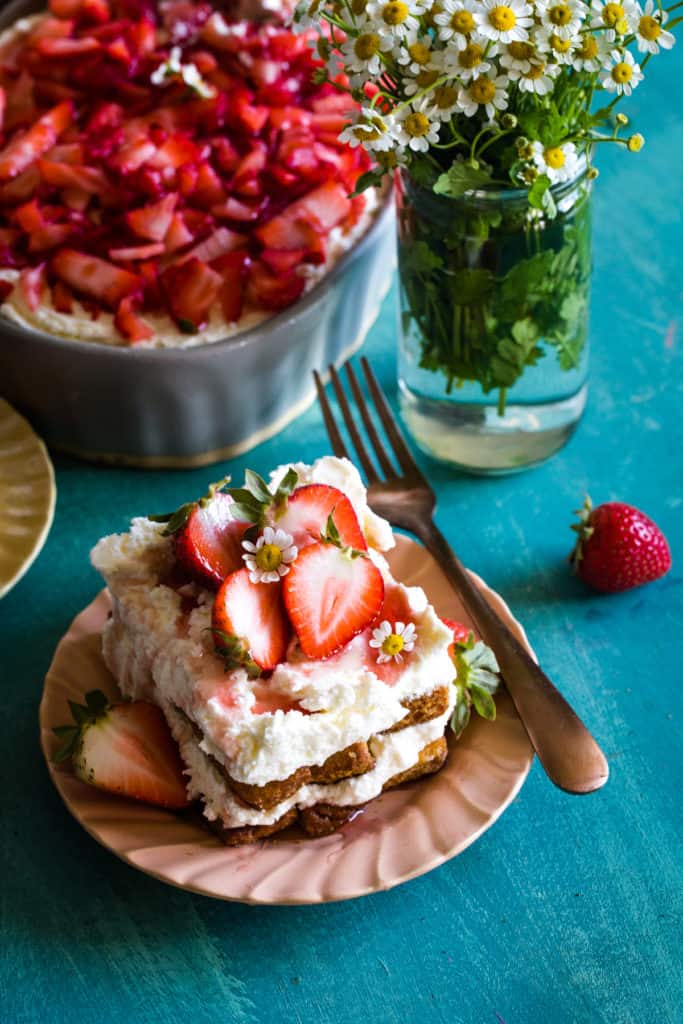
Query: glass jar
[[396, 165, 592, 474]]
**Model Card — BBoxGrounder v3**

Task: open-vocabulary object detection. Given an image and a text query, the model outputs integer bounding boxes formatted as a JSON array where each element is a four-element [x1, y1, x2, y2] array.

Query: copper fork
[[313, 357, 609, 795]]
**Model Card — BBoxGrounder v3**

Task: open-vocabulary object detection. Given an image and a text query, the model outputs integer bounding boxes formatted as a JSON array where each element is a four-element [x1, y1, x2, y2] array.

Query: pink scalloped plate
[[39, 535, 534, 905]]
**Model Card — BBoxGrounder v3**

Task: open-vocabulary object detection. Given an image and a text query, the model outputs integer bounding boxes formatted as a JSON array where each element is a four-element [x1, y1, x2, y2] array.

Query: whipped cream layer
[[91, 457, 456, 809]]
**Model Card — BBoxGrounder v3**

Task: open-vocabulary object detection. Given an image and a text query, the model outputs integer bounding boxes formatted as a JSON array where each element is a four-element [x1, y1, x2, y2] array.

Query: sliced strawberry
[[211, 196, 259, 222], [163, 212, 194, 252], [111, 139, 156, 173], [126, 193, 178, 242], [192, 161, 225, 207], [179, 226, 246, 264], [37, 159, 108, 194], [37, 37, 101, 57], [246, 261, 305, 312], [109, 242, 165, 261], [0, 100, 73, 181], [19, 263, 46, 312], [29, 223, 74, 252], [52, 249, 143, 309], [295, 180, 351, 232], [114, 296, 154, 343], [149, 134, 201, 170], [54, 691, 190, 809], [0, 279, 14, 302], [283, 542, 384, 659], [212, 249, 248, 323], [212, 568, 290, 672], [0, 88, 5, 134], [260, 248, 306, 275], [51, 279, 74, 313], [273, 484, 367, 552], [160, 256, 221, 330], [174, 492, 252, 589]]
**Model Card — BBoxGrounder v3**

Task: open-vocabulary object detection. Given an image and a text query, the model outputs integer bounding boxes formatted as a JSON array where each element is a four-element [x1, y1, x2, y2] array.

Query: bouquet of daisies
[[293, 0, 679, 207]]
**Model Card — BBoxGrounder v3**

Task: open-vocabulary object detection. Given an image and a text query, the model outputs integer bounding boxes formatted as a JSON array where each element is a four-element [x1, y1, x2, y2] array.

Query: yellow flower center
[[578, 35, 598, 58], [548, 3, 572, 25], [549, 32, 572, 51], [353, 119, 385, 141], [459, 42, 484, 68], [381, 633, 405, 656], [544, 146, 565, 169], [525, 61, 545, 79], [408, 41, 432, 64], [611, 60, 633, 83], [255, 544, 283, 572], [470, 76, 497, 103], [354, 32, 381, 59], [415, 67, 440, 87], [451, 9, 475, 32], [508, 40, 533, 59], [403, 111, 431, 137], [488, 5, 517, 30], [639, 14, 661, 39], [433, 84, 459, 108], [602, 2, 624, 26], [382, 1, 409, 25]]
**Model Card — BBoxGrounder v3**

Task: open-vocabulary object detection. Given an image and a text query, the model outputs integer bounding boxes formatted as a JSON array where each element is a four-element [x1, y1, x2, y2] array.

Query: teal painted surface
[[2, 51, 682, 1024]]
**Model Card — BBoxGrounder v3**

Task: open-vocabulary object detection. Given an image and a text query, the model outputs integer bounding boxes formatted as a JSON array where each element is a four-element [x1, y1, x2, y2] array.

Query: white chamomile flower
[[531, 139, 580, 183], [599, 48, 643, 95], [390, 100, 442, 152], [364, 0, 424, 45], [590, 0, 638, 35], [474, 0, 534, 44], [499, 39, 538, 75], [293, 0, 323, 30], [570, 30, 611, 69], [443, 40, 493, 81], [403, 60, 444, 95], [536, 0, 587, 40], [341, 30, 387, 79], [394, 35, 437, 73], [635, 0, 675, 54], [517, 58, 561, 94], [535, 27, 578, 65], [458, 72, 509, 119], [150, 47, 216, 98], [338, 106, 395, 151], [369, 620, 417, 664], [242, 527, 297, 584], [424, 82, 462, 120], [433, 0, 481, 46]]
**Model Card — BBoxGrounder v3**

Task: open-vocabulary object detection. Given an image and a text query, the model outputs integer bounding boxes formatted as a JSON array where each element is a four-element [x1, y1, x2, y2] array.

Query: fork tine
[[360, 357, 424, 479], [313, 369, 349, 460], [329, 365, 379, 483], [345, 362, 397, 480]]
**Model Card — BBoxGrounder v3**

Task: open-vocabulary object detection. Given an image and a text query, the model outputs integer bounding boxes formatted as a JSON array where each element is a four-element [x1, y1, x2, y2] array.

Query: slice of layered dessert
[[91, 457, 461, 842]]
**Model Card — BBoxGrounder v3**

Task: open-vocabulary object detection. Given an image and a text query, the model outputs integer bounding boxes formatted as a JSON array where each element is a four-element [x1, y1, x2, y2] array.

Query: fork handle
[[413, 520, 609, 794]]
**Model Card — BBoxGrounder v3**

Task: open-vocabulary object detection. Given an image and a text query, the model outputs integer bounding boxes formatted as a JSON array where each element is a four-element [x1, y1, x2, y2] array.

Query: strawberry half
[[212, 568, 290, 672], [283, 541, 384, 659], [273, 484, 367, 552], [53, 690, 190, 809], [165, 490, 251, 590]]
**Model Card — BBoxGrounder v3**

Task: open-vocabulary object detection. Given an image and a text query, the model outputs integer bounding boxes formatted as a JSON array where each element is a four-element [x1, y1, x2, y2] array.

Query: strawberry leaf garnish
[[449, 636, 500, 737], [53, 689, 109, 763], [226, 468, 299, 525], [212, 629, 263, 679], [149, 477, 231, 535], [321, 511, 365, 559]]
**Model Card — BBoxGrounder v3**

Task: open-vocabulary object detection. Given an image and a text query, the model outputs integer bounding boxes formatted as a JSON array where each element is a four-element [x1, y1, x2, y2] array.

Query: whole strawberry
[[570, 497, 672, 593]]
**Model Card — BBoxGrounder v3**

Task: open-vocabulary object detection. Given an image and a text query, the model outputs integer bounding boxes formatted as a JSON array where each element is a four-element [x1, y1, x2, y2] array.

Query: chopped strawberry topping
[[0, 3, 373, 341]]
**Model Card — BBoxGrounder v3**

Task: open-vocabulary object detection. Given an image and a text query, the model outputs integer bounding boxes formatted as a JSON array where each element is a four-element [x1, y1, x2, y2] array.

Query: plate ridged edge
[[39, 536, 534, 905], [0, 398, 56, 598]]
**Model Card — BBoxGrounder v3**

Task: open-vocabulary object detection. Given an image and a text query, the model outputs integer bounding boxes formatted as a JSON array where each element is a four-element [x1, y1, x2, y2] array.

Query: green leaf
[[84, 690, 109, 714], [449, 687, 471, 739], [350, 169, 384, 198], [450, 268, 495, 306], [161, 502, 196, 536], [322, 512, 341, 546], [274, 468, 299, 501], [244, 469, 272, 504], [434, 162, 494, 198], [408, 155, 438, 189], [404, 240, 443, 275], [470, 682, 497, 721], [213, 630, 262, 678], [527, 174, 551, 210]]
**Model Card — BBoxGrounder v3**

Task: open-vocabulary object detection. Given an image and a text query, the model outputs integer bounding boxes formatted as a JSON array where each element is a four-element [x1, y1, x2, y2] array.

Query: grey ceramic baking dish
[[0, 0, 395, 468]]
